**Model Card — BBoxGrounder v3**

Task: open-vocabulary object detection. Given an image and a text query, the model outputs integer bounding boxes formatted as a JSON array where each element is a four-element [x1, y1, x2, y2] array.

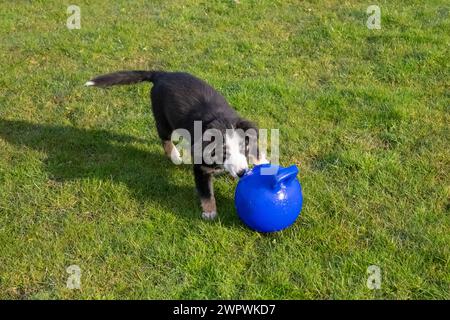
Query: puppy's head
[[223, 118, 260, 178], [223, 129, 248, 178], [202, 118, 261, 178]]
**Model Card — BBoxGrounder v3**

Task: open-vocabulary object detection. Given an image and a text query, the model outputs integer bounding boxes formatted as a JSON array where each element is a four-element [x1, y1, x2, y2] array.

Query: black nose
[[237, 169, 246, 178]]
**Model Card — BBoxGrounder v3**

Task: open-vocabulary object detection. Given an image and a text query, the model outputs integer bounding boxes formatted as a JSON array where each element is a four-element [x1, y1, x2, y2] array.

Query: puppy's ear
[[235, 118, 257, 132], [235, 118, 259, 159]]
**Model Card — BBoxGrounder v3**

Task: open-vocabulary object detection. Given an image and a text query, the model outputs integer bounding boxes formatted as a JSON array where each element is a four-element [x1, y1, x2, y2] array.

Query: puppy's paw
[[163, 141, 183, 165], [170, 148, 183, 164], [202, 211, 217, 220]]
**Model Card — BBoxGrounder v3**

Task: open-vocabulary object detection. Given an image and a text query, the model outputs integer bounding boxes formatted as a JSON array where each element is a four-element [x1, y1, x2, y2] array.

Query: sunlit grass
[[0, 0, 448, 299]]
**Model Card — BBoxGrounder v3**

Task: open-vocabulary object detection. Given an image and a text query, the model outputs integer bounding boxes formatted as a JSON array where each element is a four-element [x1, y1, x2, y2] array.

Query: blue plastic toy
[[235, 164, 303, 232]]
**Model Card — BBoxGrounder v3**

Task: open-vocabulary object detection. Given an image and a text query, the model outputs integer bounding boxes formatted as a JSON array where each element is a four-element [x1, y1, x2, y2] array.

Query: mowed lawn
[[0, 0, 448, 299]]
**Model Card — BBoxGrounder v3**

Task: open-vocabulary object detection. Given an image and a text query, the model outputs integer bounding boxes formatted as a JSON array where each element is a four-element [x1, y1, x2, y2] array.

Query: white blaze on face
[[224, 130, 248, 178]]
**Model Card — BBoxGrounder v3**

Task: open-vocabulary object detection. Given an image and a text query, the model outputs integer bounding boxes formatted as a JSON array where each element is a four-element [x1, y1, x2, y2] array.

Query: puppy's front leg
[[194, 165, 217, 220]]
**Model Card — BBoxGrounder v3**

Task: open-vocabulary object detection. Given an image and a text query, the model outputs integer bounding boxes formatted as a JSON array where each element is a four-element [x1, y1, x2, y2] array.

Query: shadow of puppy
[[0, 119, 239, 226]]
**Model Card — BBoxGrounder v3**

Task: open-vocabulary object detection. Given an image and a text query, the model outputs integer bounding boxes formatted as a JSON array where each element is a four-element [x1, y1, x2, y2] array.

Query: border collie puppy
[[86, 71, 266, 220]]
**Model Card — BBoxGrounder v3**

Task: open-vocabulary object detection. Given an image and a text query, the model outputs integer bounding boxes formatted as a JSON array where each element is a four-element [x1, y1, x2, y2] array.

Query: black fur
[[87, 70, 259, 216], [89, 70, 161, 87]]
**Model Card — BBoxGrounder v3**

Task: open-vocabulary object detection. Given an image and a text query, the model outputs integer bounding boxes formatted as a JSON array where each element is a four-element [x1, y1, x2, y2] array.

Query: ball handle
[[272, 165, 298, 189]]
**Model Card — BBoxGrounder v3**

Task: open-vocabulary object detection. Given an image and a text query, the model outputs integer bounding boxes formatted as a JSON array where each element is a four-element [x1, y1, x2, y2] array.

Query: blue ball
[[235, 164, 303, 232]]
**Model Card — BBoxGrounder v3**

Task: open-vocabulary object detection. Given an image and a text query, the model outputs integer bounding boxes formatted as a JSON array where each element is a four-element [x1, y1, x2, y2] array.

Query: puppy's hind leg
[[151, 111, 182, 164], [150, 94, 182, 164], [194, 165, 217, 220], [163, 140, 182, 164]]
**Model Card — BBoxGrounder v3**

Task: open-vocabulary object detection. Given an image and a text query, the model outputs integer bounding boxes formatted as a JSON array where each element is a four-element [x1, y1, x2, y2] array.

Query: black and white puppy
[[86, 71, 267, 220]]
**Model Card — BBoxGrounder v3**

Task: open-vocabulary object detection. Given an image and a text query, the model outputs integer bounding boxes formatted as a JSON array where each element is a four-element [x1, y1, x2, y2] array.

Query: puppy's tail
[[85, 70, 163, 87]]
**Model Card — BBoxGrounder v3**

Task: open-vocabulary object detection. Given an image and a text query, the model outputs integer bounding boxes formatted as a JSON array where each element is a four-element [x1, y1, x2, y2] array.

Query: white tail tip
[[85, 81, 95, 86]]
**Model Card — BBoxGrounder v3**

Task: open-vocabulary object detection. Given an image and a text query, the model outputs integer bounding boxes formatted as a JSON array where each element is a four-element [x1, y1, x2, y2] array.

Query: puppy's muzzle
[[237, 169, 247, 178]]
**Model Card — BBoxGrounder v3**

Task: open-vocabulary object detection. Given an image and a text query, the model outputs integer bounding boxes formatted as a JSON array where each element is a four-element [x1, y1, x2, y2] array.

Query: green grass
[[0, 0, 449, 299]]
